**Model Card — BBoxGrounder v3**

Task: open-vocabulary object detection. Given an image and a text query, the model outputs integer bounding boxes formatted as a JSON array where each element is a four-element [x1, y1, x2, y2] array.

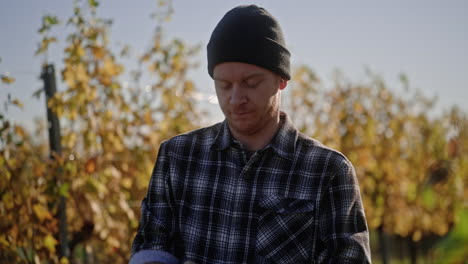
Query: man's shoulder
[[161, 122, 223, 151], [295, 132, 352, 170]]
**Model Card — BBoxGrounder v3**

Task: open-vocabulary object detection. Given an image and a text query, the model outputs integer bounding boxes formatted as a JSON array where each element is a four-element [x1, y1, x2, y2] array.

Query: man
[[131, 5, 371, 264]]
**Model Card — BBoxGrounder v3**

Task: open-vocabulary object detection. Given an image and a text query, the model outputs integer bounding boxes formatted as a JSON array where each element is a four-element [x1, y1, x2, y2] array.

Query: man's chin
[[227, 121, 259, 136]]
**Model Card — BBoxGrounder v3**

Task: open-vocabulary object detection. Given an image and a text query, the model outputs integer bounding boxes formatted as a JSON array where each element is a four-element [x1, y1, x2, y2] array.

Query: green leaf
[[2, 192, 14, 209], [45, 16, 59, 25], [32, 88, 44, 99], [44, 234, 57, 253], [38, 15, 59, 33], [59, 183, 70, 198], [421, 187, 436, 210], [88, 0, 99, 7]]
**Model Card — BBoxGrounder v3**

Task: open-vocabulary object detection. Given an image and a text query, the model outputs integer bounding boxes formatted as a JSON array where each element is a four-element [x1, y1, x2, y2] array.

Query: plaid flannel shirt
[[131, 113, 371, 263]]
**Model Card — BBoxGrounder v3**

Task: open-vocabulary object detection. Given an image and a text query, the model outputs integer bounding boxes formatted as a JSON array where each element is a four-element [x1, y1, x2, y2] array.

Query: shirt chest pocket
[[256, 196, 316, 264]]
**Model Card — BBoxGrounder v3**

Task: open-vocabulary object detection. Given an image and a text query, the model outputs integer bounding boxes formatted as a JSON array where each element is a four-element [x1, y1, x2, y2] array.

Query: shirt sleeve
[[131, 142, 180, 263], [318, 159, 372, 263]]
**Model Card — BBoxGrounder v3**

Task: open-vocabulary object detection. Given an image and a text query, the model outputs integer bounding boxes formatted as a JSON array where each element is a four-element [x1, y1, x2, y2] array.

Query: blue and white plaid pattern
[[132, 113, 371, 263]]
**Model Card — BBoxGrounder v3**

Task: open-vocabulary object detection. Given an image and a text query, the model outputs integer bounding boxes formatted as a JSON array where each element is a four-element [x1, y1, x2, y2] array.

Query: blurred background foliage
[[0, 0, 466, 263]]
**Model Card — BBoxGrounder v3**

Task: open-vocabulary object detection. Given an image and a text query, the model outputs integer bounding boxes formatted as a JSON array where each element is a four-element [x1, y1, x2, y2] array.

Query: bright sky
[[1, 0, 467, 130]]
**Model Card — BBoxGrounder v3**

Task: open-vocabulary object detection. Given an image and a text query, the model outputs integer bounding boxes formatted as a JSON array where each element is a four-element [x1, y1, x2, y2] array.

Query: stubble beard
[[227, 98, 281, 137]]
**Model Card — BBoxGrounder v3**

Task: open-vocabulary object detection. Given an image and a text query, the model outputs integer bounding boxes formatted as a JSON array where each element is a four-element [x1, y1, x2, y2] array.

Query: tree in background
[[1, 0, 200, 263], [286, 65, 467, 263], [1, 66, 63, 262]]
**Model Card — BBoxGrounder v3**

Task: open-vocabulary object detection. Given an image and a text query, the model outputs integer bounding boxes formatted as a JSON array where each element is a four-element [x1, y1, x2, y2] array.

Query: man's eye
[[216, 81, 230, 89], [246, 80, 260, 88]]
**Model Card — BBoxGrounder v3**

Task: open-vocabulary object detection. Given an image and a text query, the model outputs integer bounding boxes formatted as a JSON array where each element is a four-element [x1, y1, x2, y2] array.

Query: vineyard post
[[41, 64, 69, 258]]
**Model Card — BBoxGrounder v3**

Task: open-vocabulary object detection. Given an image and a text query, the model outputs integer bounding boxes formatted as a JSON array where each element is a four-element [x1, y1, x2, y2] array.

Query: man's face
[[213, 62, 286, 136]]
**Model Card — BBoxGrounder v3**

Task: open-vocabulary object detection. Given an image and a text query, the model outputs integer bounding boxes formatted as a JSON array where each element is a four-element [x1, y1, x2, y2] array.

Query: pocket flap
[[258, 196, 315, 214]]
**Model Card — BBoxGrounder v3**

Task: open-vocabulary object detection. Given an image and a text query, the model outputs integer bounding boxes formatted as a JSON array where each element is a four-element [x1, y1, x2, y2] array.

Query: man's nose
[[230, 85, 247, 105]]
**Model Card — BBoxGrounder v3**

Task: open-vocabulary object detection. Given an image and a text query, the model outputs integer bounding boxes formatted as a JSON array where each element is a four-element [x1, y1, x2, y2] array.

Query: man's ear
[[279, 78, 287, 90]]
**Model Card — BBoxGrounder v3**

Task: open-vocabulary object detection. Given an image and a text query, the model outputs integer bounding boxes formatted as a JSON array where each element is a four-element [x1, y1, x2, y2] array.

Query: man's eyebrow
[[243, 73, 265, 80], [213, 72, 265, 81]]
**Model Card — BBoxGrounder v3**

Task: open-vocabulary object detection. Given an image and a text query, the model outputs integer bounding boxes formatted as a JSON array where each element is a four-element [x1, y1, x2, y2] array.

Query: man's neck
[[230, 114, 281, 151]]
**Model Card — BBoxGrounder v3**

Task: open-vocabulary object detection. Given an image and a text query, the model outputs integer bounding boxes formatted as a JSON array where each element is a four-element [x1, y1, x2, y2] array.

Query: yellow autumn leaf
[[62, 68, 75, 87], [140, 53, 151, 62], [447, 138, 459, 158], [11, 99, 24, 109], [107, 236, 120, 248], [14, 125, 26, 138], [33, 203, 52, 222], [34, 163, 46, 176], [60, 257, 70, 264], [4, 171, 11, 182], [92, 45, 106, 59], [412, 230, 422, 241], [2, 192, 14, 210], [35, 37, 57, 55], [143, 110, 152, 124], [76, 43, 86, 57], [85, 157, 97, 174], [121, 177, 132, 189], [1, 75, 15, 84], [69, 109, 78, 120], [75, 63, 89, 83], [99, 76, 112, 86], [101, 57, 123, 76], [64, 132, 77, 148], [104, 109, 113, 120], [43, 234, 57, 253], [0, 234, 9, 247]]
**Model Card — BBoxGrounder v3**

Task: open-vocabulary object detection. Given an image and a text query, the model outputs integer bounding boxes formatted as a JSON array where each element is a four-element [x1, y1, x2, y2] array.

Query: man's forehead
[[213, 62, 269, 80]]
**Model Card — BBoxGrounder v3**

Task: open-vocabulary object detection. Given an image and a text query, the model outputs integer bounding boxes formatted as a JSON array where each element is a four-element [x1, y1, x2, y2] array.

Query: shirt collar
[[266, 112, 297, 160], [211, 112, 298, 160], [211, 119, 235, 151]]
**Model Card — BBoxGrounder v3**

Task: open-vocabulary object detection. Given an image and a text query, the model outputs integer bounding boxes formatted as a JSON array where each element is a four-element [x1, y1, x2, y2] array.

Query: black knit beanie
[[207, 5, 291, 80]]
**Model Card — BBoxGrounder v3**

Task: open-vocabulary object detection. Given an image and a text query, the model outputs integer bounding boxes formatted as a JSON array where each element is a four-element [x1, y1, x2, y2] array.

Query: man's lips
[[231, 111, 253, 118], [232, 110, 252, 115]]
